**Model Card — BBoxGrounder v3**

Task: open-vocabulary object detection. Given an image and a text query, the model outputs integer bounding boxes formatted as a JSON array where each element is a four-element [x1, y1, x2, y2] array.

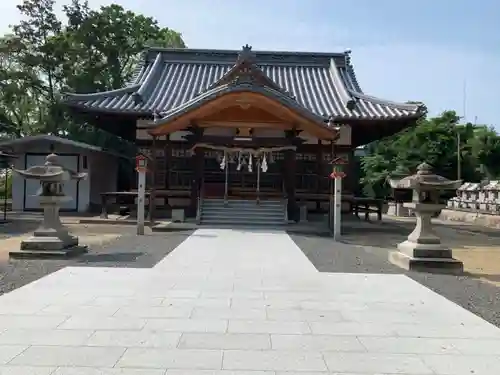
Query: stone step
[[202, 201, 284, 207], [202, 207, 284, 214], [199, 198, 286, 227], [201, 213, 285, 221], [203, 198, 282, 202], [200, 217, 286, 226]]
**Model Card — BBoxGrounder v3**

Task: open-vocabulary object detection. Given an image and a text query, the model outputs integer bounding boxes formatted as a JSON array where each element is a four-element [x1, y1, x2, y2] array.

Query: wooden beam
[[198, 122, 290, 130], [185, 135, 304, 148], [149, 91, 337, 140]]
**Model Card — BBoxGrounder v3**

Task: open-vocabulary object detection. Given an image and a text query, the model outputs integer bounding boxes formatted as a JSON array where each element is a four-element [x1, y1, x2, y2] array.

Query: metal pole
[[148, 136, 157, 224], [329, 177, 333, 230], [457, 130, 461, 180], [3, 168, 7, 221], [256, 157, 261, 204], [333, 171, 342, 241], [328, 141, 333, 231], [137, 169, 146, 235], [459, 79, 466, 181], [224, 152, 229, 203]]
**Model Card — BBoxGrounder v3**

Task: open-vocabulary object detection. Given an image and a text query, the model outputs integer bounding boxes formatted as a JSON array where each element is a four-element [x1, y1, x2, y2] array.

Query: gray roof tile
[[63, 47, 426, 121]]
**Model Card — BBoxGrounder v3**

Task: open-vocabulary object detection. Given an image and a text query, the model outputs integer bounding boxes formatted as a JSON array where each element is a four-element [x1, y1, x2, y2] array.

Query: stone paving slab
[[0, 228, 500, 374]]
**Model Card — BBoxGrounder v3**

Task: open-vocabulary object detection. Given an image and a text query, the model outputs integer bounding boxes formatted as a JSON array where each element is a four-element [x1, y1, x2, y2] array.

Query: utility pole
[[457, 79, 467, 181], [457, 130, 461, 180]]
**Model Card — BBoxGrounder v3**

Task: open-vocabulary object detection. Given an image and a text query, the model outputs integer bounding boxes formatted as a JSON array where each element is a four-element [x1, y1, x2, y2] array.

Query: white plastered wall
[[10, 141, 90, 212]]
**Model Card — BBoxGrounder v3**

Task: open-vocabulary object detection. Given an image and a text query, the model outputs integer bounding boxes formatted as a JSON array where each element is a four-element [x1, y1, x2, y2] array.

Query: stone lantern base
[[9, 198, 88, 259], [389, 202, 464, 274], [389, 249, 464, 274]]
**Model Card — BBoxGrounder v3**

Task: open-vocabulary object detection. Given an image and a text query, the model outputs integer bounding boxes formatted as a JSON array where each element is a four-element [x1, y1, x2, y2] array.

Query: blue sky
[[1, 0, 499, 127]]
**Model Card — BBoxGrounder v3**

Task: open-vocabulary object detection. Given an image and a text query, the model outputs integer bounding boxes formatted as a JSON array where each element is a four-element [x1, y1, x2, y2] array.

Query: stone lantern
[[387, 165, 411, 217], [387, 162, 463, 273], [9, 153, 88, 258]]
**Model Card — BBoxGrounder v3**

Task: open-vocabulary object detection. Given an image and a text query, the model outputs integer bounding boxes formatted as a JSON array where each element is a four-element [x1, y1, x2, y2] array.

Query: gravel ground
[[0, 227, 193, 296], [290, 232, 500, 329]]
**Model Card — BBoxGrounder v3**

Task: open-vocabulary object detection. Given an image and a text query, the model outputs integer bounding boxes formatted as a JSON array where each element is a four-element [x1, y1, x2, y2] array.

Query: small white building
[[0, 135, 124, 213]]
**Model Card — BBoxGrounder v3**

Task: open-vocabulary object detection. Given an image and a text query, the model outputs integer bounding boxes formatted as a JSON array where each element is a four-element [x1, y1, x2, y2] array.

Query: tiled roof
[[63, 46, 426, 121], [0, 135, 126, 158]]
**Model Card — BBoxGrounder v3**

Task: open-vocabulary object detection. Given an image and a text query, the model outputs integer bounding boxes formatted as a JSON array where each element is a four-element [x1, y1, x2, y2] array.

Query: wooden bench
[[293, 193, 385, 221], [100, 190, 191, 219], [347, 197, 384, 221]]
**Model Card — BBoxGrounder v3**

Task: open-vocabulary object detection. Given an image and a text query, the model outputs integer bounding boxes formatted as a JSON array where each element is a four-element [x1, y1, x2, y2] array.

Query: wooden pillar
[[346, 148, 355, 195], [165, 135, 171, 189], [285, 130, 298, 221], [188, 126, 204, 217], [148, 135, 158, 223], [316, 139, 323, 211]]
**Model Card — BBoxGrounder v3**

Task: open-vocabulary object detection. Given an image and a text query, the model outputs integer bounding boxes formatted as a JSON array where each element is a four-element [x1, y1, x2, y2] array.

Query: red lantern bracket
[[136, 154, 148, 173]]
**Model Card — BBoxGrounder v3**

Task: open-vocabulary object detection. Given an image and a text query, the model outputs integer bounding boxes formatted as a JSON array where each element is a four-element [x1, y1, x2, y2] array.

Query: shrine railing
[[168, 170, 331, 194]]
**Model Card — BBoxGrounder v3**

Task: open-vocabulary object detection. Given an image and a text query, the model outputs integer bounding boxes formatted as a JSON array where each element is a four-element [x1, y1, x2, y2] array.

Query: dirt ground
[[342, 216, 500, 287], [0, 220, 128, 262]]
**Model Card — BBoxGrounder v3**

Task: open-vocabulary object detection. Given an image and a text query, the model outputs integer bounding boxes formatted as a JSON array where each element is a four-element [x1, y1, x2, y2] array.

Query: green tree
[[9, 0, 63, 133], [56, 1, 185, 93], [1, 0, 186, 148], [360, 111, 496, 198], [53, 1, 186, 150], [464, 125, 500, 179], [0, 35, 46, 136]]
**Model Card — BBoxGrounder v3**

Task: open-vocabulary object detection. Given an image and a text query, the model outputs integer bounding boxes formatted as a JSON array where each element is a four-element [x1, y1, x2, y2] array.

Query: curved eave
[[330, 56, 427, 121], [153, 83, 329, 128], [63, 102, 152, 117], [62, 84, 141, 103], [345, 90, 427, 121], [330, 106, 426, 123], [61, 53, 164, 115]]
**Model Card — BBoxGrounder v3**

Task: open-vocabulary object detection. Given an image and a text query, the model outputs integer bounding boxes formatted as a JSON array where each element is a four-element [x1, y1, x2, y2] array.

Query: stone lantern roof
[[388, 162, 462, 191], [14, 153, 87, 182]]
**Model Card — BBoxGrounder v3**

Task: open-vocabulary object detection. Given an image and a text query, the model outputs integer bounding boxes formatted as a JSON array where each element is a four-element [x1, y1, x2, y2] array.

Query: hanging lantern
[[237, 152, 242, 171], [220, 152, 226, 170], [261, 154, 268, 172], [329, 156, 348, 179]]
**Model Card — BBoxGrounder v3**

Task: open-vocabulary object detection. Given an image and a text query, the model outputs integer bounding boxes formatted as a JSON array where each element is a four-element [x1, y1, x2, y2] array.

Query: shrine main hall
[[63, 45, 425, 224]]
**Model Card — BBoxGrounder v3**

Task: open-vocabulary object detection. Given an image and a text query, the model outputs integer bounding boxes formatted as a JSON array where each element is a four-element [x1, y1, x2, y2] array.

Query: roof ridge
[[343, 49, 363, 92], [328, 58, 357, 111], [143, 46, 343, 67], [144, 46, 346, 57], [134, 52, 163, 103]]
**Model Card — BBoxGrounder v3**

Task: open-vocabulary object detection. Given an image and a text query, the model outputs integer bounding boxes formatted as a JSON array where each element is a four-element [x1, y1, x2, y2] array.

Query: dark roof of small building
[[63, 46, 426, 122], [0, 135, 127, 159]]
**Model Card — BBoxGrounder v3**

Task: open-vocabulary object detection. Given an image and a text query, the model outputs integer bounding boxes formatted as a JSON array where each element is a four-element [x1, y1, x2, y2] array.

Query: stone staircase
[[198, 198, 287, 227]]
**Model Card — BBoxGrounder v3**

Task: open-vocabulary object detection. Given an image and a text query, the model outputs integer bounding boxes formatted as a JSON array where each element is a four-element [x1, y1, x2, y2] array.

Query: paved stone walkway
[[0, 228, 500, 374]]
